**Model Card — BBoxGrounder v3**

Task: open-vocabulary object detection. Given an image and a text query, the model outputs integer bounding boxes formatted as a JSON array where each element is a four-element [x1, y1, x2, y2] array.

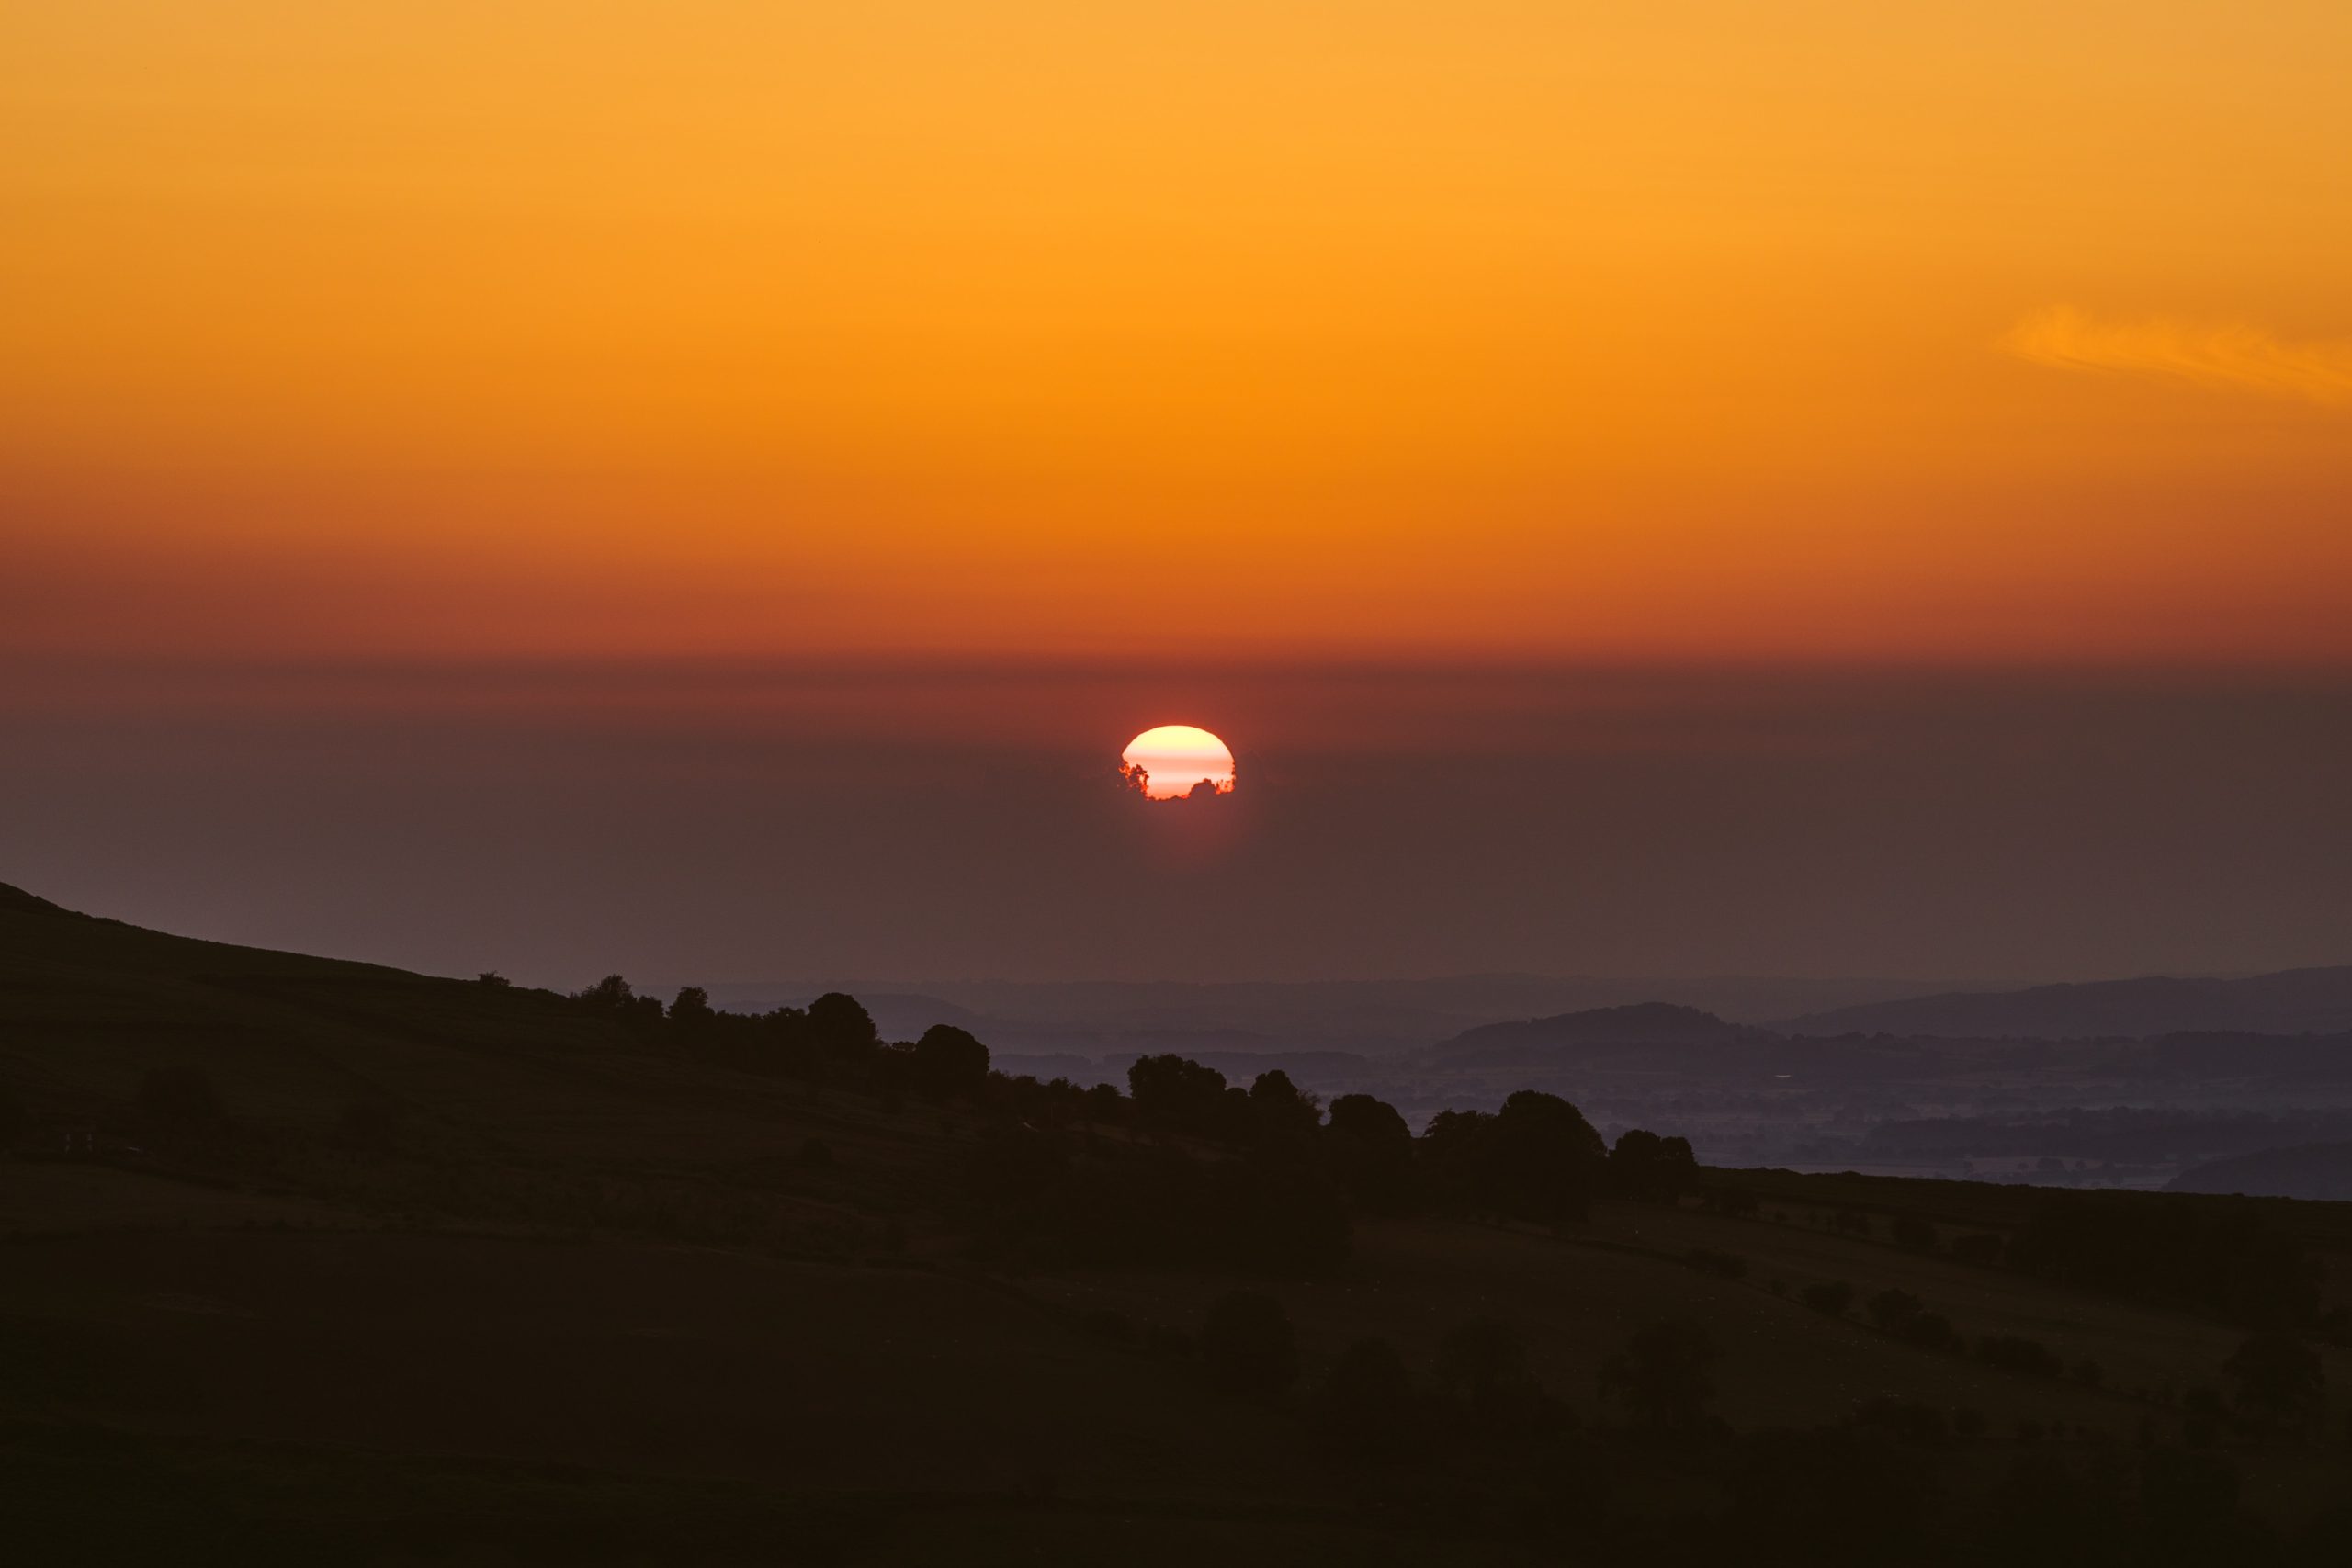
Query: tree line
[[569, 976, 1700, 1273]]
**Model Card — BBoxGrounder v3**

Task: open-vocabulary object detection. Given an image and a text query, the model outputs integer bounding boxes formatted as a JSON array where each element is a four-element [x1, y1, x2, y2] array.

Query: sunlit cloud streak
[[2002, 306, 2352, 407]]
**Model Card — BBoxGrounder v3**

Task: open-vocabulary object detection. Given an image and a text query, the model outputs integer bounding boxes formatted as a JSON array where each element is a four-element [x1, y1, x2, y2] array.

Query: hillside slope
[[6, 886, 2352, 1562]]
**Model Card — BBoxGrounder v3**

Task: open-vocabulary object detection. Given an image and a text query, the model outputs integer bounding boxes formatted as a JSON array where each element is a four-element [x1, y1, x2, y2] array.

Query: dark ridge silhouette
[[1430, 1001, 1767, 1066], [1779, 966, 2352, 1040], [8, 880, 2352, 1562], [0, 880, 70, 917], [2169, 1141, 2352, 1201]]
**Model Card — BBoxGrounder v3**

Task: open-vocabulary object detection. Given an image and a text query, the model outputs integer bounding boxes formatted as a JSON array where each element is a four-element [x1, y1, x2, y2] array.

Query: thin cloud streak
[[2003, 306, 2352, 407]]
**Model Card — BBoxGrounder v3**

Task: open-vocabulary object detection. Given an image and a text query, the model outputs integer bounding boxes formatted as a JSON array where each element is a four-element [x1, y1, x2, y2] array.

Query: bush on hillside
[[1975, 1334, 2064, 1379], [1200, 1291, 1298, 1397], [1311, 1339, 1425, 1461], [1801, 1280, 1855, 1316]]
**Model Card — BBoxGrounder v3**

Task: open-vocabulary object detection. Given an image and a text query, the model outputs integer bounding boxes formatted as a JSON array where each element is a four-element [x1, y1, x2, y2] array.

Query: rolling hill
[[6, 883, 2352, 1562], [1778, 967, 2352, 1040]]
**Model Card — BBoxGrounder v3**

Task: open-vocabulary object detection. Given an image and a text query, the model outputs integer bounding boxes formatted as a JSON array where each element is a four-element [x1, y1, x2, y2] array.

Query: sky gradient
[[8, 2, 2351, 664], [5, 5, 2349, 982]]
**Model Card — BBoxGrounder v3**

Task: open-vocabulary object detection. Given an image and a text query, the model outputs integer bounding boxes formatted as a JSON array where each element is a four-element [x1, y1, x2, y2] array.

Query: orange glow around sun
[[1121, 726, 1236, 802]]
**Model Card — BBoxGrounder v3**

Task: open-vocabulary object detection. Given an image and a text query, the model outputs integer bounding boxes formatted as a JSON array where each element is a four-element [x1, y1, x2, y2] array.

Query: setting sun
[[1120, 726, 1236, 802]]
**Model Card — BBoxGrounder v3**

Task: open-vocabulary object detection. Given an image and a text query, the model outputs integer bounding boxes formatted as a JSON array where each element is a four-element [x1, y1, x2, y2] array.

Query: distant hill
[[2168, 1141, 2352, 1201], [1431, 1002, 1767, 1067], [698, 974, 1962, 1058], [1777, 967, 2352, 1041]]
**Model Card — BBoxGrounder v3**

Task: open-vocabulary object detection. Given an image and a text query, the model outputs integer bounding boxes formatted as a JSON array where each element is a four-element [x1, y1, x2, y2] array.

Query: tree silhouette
[[912, 1024, 990, 1101], [1247, 1069, 1322, 1142], [1598, 1320, 1719, 1434], [1610, 1127, 1699, 1202], [1421, 1091, 1606, 1222], [2222, 1331, 2324, 1440], [1127, 1054, 1230, 1139], [1326, 1093, 1416, 1213], [807, 992, 878, 1055]]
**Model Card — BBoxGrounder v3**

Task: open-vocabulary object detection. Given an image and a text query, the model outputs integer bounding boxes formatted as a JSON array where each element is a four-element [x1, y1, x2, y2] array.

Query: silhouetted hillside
[[2170, 1141, 2352, 1201], [10, 883, 2352, 1562], [1779, 967, 2352, 1040]]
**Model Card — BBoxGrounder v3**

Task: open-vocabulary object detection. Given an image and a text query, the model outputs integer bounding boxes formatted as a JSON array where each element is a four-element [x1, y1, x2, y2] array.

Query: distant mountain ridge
[[2168, 1141, 2352, 1202], [1430, 1002, 1770, 1067], [1777, 967, 2352, 1041]]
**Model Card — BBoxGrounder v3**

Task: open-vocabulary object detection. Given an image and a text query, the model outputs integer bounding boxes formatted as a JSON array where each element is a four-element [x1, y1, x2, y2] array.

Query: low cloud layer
[[2003, 306, 2352, 406]]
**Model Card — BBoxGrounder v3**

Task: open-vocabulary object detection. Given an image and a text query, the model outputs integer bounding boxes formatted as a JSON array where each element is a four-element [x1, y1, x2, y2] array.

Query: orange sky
[[6, 2, 2350, 664]]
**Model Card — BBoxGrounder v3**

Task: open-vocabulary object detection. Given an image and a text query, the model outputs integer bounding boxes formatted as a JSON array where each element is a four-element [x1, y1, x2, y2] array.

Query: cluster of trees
[[576, 978, 1005, 1106], [573, 977, 1698, 1275], [1810, 1274, 2334, 1448], [1733, 1185, 2343, 1348], [1189, 1291, 1587, 1464], [1176, 1292, 2329, 1566], [961, 1051, 1700, 1274]]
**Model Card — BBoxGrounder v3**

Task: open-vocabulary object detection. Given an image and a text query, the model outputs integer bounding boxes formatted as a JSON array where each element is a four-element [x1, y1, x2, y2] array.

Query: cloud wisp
[[2002, 306, 2352, 407]]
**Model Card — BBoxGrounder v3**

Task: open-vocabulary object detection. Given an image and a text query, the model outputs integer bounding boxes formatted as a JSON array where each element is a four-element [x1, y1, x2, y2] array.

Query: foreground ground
[[5, 883, 2349, 1562]]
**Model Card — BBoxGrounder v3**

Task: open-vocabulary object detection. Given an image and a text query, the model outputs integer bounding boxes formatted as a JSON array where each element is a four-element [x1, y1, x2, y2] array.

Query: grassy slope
[[4, 884, 2350, 1561]]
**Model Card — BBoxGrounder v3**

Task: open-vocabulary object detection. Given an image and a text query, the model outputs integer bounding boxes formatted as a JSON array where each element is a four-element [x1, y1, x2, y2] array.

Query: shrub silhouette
[[2222, 1331, 2324, 1439], [1901, 1312, 1965, 1355], [1868, 1288, 1925, 1333], [1200, 1291, 1298, 1397], [1851, 1396, 1948, 1445], [1802, 1280, 1855, 1315], [1975, 1334, 2063, 1379], [1686, 1247, 1748, 1280], [1311, 1339, 1423, 1461], [1702, 1185, 1762, 1218], [1435, 1319, 1569, 1442], [1598, 1320, 1718, 1434]]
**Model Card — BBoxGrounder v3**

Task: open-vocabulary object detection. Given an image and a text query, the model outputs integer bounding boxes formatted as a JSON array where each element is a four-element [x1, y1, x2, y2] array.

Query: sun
[[1120, 725, 1236, 802]]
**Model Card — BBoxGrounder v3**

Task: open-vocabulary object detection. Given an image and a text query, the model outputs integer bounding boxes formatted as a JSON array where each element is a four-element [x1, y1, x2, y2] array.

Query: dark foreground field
[[4, 882, 2350, 1563]]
